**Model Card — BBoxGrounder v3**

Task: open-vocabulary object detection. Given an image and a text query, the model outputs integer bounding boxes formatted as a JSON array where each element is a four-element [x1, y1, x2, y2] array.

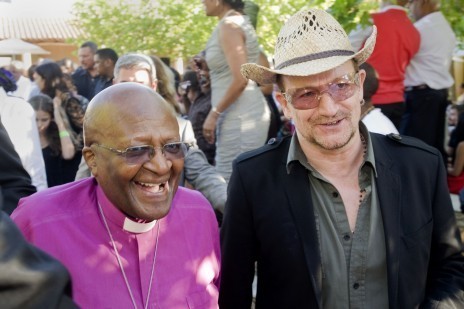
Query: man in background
[[349, 0, 420, 129], [402, 0, 456, 157], [72, 41, 98, 101], [93, 48, 118, 96], [360, 62, 399, 135]]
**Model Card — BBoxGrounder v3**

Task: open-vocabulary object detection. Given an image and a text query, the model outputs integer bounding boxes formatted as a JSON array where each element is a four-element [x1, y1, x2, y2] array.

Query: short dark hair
[[182, 70, 200, 93], [80, 41, 98, 53], [360, 62, 378, 102], [96, 48, 119, 64], [224, 0, 245, 11]]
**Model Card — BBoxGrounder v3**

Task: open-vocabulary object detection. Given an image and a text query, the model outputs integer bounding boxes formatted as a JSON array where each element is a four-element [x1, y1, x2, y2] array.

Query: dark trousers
[[400, 87, 449, 158], [374, 102, 405, 130]]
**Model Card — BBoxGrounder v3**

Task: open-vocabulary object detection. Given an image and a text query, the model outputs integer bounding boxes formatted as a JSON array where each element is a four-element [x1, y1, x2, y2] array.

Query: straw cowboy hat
[[241, 8, 377, 85]]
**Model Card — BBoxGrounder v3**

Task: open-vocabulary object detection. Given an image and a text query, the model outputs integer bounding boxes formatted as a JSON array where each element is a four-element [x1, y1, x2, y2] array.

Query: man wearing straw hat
[[219, 7, 464, 308]]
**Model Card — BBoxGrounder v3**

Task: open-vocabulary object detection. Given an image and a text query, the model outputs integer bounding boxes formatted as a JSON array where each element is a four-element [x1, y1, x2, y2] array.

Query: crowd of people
[[0, 0, 463, 307]]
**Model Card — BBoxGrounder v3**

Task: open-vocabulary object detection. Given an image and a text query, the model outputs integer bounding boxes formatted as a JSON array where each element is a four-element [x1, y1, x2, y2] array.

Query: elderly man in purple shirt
[[12, 83, 220, 308]]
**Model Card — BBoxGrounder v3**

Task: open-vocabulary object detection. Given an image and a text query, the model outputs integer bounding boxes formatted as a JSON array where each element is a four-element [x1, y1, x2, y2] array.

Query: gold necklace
[[98, 203, 160, 309]]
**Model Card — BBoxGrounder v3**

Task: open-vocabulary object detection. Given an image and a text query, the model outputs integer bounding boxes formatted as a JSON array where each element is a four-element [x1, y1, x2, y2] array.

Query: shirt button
[[332, 192, 339, 198], [353, 283, 360, 289], [343, 234, 350, 241]]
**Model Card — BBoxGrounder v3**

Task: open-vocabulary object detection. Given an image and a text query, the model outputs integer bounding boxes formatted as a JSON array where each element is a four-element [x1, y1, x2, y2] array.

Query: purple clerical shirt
[[12, 178, 220, 308]]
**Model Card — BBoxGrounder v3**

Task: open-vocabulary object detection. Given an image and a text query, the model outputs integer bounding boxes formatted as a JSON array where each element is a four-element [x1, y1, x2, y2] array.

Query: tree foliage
[[71, 0, 463, 61]]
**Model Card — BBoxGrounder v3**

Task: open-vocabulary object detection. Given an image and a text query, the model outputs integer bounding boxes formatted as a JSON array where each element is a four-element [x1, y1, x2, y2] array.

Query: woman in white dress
[[201, 0, 270, 182]]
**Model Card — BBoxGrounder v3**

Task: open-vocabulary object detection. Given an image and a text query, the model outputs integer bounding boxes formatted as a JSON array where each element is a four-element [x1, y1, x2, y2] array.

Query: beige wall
[[34, 42, 78, 64]]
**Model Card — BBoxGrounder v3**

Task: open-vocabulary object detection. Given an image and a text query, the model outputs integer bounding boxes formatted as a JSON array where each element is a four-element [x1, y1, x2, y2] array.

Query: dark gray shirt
[[286, 124, 389, 309]]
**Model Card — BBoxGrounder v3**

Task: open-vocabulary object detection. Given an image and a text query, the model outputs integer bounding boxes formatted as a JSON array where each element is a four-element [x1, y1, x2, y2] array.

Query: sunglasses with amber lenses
[[282, 72, 360, 110]]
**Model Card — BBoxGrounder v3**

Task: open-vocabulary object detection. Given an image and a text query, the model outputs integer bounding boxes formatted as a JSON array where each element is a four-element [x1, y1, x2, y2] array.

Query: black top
[[71, 67, 96, 101], [42, 146, 82, 188], [93, 76, 113, 97]]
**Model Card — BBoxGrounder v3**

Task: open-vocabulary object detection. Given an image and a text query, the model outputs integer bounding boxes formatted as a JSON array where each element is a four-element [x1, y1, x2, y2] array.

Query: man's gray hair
[[114, 53, 157, 83]]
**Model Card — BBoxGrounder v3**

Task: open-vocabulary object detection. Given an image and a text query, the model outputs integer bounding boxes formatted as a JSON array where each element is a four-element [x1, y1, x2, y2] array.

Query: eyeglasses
[[281, 72, 360, 110], [93, 142, 190, 165]]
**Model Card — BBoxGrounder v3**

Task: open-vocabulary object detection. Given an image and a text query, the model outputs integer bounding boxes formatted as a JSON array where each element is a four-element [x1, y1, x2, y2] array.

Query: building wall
[[35, 42, 78, 63]]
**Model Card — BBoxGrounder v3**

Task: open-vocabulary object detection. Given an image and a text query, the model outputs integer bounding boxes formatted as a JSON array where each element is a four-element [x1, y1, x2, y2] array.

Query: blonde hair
[[150, 55, 181, 114]]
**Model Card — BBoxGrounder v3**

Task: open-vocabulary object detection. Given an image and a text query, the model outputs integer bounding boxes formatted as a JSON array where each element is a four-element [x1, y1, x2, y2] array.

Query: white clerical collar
[[123, 217, 157, 233]]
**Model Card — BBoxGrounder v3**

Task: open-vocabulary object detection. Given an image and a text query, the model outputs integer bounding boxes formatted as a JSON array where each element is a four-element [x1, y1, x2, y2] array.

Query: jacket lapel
[[371, 135, 401, 308], [284, 161, 322, 308]]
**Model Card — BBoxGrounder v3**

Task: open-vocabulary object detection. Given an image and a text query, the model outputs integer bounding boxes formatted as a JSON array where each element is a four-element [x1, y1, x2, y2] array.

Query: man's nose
[[143, 149, 172, 173]]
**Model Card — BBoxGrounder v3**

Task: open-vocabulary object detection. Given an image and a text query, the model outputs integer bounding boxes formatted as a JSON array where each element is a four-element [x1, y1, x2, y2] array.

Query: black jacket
[[220, 133, 464, 308]]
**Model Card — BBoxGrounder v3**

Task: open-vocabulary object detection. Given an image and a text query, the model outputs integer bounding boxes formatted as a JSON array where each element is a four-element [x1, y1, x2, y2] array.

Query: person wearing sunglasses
[[220, 8, 464, 308], [75, 53, 227, 222], [11, 83, 220, 308]]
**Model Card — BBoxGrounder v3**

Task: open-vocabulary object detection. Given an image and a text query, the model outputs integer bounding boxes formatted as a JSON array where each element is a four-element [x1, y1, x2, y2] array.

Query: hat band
[[275, 49, 355, 70]]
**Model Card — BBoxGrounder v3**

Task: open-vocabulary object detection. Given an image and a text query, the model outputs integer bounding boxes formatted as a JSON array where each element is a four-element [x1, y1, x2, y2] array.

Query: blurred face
[[201, 0, 222, 17], [276, 61, 365, 151], [85, 89, 183, 221], [114, 67, 156, 90], [78, 47, 95, 70], [33, 72, 45, 91], [199, 70, 211, 93], [93, 54, 104, 75], [448, 108, 459, 126], [35, 109, 51, 133], [94, 55, 112, 77]]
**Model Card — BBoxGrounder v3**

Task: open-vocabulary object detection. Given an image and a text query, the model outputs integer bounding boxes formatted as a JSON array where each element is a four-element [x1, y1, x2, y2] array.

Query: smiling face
[[83, 84, 182, 221], [276, 61, 365, 151]]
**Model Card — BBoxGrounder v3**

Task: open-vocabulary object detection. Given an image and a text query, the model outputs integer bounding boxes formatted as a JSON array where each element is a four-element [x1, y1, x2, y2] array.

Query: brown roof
[[0, 17, 82, 43]]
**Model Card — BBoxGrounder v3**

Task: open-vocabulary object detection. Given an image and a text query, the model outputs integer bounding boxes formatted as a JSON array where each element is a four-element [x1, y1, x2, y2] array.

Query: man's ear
[[358, 69, 367, 102], [275, 91, 292, 120], [82, 146, 98, 176]]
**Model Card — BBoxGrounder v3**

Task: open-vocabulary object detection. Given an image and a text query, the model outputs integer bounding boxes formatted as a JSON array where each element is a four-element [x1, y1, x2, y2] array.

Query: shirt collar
[[96, 185, 157, 234], [286, 122, 377, 176]]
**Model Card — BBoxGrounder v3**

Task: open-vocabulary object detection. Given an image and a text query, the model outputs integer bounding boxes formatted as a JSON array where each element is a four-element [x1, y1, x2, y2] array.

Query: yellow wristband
[[59, 130, 70, 138]]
